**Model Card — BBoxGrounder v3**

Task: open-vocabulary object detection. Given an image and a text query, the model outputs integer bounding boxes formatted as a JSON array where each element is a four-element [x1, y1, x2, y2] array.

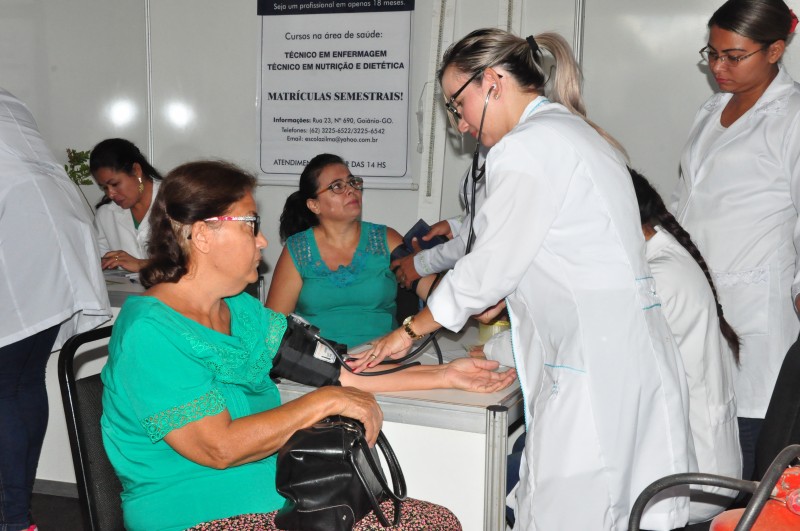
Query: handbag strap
[[352, 430, 407, 527]]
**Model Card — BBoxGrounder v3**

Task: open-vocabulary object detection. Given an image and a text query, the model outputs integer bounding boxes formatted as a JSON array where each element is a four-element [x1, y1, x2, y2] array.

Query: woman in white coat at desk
[[633, 169, 742, 523], [671, 0, 800, 483], [355, 28, 694, 530], [90, 138, 162, 272]]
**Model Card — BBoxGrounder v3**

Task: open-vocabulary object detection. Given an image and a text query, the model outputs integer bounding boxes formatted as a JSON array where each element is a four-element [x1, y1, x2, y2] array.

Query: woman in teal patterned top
[[101, 161, 516, 530], [267, 154, 410, 346]]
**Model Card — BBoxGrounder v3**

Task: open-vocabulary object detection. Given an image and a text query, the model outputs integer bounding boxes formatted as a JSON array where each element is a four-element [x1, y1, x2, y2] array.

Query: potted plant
[[65, 148, 94, 213]]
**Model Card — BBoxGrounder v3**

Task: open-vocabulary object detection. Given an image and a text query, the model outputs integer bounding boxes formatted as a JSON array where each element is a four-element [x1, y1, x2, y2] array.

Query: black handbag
[[274, 416, 407, 530]]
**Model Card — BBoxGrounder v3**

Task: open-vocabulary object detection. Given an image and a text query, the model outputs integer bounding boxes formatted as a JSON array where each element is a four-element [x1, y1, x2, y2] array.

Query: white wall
[[3, 0, 800, 278]]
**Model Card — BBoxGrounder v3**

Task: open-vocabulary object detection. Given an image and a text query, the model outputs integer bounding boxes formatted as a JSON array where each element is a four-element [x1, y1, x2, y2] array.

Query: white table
[[278, 366, 523, 531]]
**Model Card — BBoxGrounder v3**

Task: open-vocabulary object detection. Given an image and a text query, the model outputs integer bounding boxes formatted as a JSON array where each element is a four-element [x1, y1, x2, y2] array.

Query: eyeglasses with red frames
[[203, 215, 260, 236]]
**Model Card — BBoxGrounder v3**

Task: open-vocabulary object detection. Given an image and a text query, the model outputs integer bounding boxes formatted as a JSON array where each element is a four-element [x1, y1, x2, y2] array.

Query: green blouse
[[286, 221, 397, 347], [100, 293, 287, 531]]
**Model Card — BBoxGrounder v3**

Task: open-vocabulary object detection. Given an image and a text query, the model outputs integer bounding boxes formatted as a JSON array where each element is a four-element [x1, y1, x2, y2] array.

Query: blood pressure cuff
[[270, 314, 346, 387], [389, 218, 448, 263]]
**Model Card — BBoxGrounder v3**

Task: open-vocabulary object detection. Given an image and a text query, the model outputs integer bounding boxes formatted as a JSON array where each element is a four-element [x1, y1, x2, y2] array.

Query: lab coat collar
[[518, 95, 551, 125], [688, 66, 795, 183], [702, 66, 794, 116]]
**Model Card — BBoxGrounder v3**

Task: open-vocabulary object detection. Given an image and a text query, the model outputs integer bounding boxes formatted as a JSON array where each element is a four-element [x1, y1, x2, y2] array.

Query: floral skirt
[[185, 498, 461, 530]]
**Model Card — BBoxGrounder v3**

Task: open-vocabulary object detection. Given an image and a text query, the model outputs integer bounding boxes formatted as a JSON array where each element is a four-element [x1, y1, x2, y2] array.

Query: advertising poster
[[258, 0, 414, 180]]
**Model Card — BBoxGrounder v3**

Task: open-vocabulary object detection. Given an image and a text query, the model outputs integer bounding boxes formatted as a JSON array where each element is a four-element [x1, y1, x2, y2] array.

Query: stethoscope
[[462, 84, 495, 254], [461, 91, 550, 254]]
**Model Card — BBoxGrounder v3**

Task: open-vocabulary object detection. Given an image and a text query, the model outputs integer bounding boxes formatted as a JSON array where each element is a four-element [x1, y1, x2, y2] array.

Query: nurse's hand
[[444, 358, 517, 393], [474, 300, 506, 324], [391, 253, 421, 290], [101, 250, 147, 272], [347, 327, 413, 373], [424, 219, 453, 240]]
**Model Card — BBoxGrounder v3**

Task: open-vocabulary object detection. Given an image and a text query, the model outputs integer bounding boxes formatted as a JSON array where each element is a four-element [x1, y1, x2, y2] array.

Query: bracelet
[[402, 315, 423, 340]]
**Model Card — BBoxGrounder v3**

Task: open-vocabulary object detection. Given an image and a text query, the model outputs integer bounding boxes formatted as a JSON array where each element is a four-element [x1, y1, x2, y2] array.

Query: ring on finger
[[369, 354, 377, 360]]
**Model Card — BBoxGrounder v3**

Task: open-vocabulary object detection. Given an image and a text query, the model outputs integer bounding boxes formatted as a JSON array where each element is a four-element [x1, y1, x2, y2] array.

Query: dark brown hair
[[278, 153, 347, 242], [709, 0, 794, 44], [89, 138, 163, 209], [630, 168, 740, 363], [140, 160, 256, 288]]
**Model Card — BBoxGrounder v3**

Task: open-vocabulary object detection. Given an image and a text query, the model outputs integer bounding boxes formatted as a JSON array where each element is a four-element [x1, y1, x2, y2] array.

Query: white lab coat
[[414, 149, 488, 276], [672, 66, 800, 419], [0, 88, 111, 350], [646, 228, 741, 523], [428, 98, 693, 530], [94, 179, 159, 259]]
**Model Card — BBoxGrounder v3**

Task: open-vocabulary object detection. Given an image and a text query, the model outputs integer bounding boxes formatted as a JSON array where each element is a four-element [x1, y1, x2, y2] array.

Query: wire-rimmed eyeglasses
[[203, 215, 260, 236], [316, 175, 364, 195], [699, 46, 766, 66]]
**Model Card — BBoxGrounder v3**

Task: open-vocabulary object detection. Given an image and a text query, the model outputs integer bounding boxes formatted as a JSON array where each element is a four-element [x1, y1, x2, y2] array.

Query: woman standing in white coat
[[671, 0, 800, 484], [90, 138, 162, 272], [353, 29, 694, 530], [632, 169, 742, 523]]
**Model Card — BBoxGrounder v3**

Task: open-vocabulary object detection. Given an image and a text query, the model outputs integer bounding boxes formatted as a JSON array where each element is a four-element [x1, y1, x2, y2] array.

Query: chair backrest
[[57, 326, 125, 531], [394, 284, 421, 325], [753, 337, 800, 480]]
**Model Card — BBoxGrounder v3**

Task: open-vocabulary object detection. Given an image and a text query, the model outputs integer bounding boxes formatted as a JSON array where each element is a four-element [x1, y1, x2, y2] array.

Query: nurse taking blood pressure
[[351, 28, 694, 530]]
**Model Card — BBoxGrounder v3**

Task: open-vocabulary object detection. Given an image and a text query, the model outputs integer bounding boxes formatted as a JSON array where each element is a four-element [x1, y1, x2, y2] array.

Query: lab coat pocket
[[711, 266, 770, 337], [708, 393, 737, 427]]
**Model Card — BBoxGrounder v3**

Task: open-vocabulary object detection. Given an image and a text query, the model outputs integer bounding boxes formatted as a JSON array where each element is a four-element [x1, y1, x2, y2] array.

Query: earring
[[137, 176, 144, 193]]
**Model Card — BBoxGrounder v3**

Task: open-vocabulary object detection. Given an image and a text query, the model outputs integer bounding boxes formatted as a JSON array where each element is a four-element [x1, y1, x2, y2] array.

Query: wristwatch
[[402, 315, 423, 340]]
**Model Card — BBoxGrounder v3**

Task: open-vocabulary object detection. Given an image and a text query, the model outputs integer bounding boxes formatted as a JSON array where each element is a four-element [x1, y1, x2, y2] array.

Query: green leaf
[[65, 148, 93, 186]]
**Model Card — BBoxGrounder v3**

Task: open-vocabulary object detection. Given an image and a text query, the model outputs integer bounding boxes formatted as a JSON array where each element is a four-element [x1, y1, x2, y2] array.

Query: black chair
[[629, 337, 800, 530], [58, 326, 124, 531], [394, 284, 444, 364]]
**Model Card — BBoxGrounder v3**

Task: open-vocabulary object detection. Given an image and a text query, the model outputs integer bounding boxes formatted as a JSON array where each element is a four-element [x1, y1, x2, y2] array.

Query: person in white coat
[[671, 0, 800, 483], [391, 147, 488, 289], [354, 29, 694, 530], [0, 87, 112, 531], [90, 138, 162, 272], [632, 168, 742, 523]]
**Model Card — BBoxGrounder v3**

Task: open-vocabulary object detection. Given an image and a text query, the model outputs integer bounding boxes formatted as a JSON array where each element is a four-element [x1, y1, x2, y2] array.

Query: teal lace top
[[100, 293, 287, 531], [286, 221, 397, 347]]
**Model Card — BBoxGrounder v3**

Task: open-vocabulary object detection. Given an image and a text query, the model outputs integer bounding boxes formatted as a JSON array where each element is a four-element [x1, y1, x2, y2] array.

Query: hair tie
[[790, 9, 798, 34], [526, 35, 540, 56]]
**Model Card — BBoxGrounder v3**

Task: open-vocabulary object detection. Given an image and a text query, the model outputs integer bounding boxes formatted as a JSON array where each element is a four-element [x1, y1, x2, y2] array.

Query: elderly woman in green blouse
[[100, 160, 515, 531]]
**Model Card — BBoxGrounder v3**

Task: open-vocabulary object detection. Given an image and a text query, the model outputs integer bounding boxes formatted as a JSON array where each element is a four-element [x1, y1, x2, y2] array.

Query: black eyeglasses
[[316, 175, 364, 195], [203, 215, 261, 236], [443, 69, 484, 129], [699, 46, 766, 66]]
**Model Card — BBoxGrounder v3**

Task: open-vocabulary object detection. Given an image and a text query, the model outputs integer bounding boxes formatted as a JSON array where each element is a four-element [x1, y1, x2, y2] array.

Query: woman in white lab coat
[[633, 169, 742, 523], [354, 29, 694, 530], [671, 0, 800, 483], [90, 138, 162, 272]]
